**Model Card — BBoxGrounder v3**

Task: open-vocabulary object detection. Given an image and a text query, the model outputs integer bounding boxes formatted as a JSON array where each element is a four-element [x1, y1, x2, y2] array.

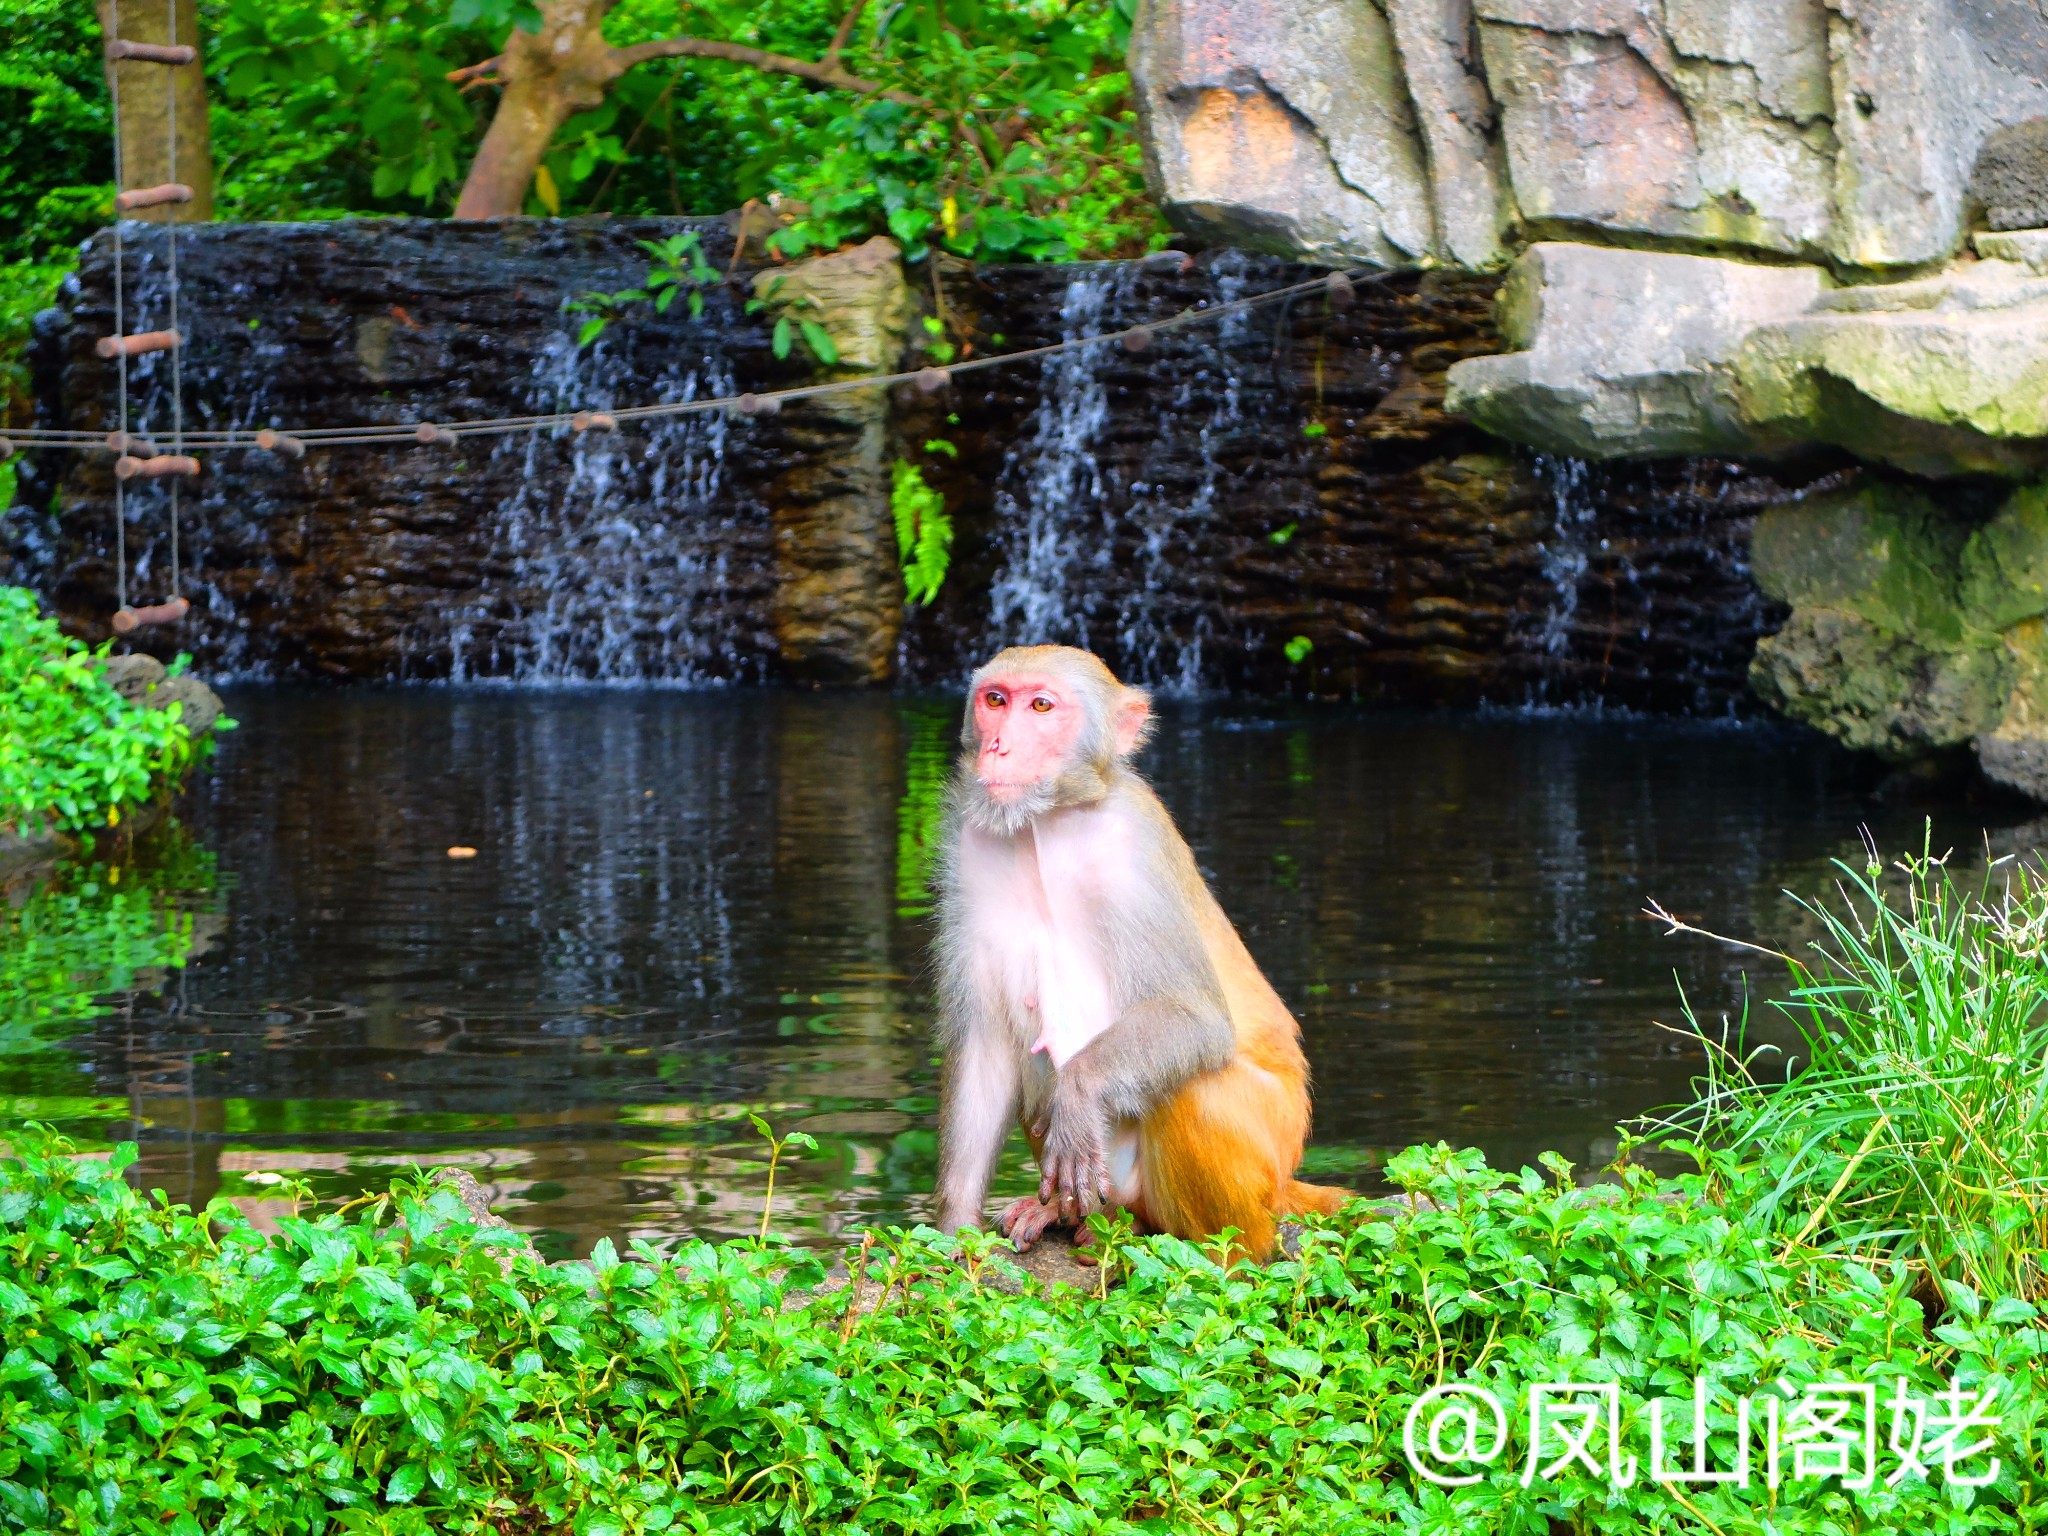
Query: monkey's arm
[[1037, 990, 1234, 1213], [935, 1021, 1023, 1232]]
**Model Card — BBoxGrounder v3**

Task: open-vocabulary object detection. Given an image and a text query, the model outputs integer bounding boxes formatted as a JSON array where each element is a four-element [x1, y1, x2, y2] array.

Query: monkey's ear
[[1112, 689, 1153, 757]]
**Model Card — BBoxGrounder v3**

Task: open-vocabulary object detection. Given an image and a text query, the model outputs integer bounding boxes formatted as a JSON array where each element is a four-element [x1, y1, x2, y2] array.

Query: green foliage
[[1283, 634, 1313, 665], [0, 0, 110, 265], [205, 0, 533, 215], [0, 588, 224, 834], [0, 1122, 2041, 1534], [762, 0, 1163, 264], [0, 829, 218, 1039], [1663, 845, 2048, 1303], [0, 262, 69, 429], [891, 458, 952, 605], [568, 231, 719, 347]]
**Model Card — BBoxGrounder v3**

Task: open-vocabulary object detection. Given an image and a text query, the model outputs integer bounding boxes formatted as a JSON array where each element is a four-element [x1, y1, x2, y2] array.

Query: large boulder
[[1128, 0, 1436, 267], [1749, 608, 2012, 760], [1748, 481, 1968, 643], [1475, 0, 1835, 259], [1128, 0, 2048, 274], [1976, 618, 2048, 799], [1448, 245, 2048, 476], [1442, 243, 1826, 457], [1733, 262, 2048, 479]]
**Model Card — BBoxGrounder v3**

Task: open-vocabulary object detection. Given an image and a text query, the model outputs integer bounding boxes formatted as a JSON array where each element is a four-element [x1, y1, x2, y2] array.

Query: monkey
[[931, 644, 1348, 1262]]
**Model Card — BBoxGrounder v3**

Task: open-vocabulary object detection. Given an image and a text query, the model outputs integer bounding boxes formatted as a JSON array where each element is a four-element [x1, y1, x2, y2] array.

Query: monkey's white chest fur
[[957, 809, 1131, 1069]]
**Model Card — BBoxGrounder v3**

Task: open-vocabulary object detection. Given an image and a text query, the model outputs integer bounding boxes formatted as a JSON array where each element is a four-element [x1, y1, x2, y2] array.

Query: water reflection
[[0, 690, 2023, 1255]]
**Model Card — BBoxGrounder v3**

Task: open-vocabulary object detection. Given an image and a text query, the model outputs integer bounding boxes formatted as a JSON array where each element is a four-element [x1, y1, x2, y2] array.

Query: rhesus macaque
[[933, 645, 1347, 1261]]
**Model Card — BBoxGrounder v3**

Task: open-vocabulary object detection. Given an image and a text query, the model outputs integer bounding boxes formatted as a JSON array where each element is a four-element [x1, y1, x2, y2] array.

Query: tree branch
[[823, 0, 872, 65], [603, 34, 922, 104]]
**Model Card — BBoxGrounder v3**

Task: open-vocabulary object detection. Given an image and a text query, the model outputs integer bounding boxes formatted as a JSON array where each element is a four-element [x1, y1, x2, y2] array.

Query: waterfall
[[438, 325, 747, 685], [981, 252, 1260, 696], [1533, 454, 1597, 660], [984, 268, 1121, 656]]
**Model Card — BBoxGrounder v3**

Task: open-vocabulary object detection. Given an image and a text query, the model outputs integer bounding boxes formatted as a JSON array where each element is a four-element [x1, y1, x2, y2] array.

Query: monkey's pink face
[[972, 673, 1084, 801]]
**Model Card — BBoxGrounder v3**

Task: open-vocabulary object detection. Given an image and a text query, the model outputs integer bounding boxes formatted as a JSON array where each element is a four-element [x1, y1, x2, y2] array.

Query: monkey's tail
[[1280, 1180, 1352, 1218]]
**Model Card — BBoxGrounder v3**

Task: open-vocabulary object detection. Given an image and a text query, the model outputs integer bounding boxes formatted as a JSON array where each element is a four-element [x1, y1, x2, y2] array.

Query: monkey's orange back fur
[[1132, 893, 1347, 1259]]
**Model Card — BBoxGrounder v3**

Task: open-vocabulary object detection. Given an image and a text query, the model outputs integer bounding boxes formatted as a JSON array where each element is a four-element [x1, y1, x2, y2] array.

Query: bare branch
[[604, 34, 923, 103], [823, 0, 872, 64], [446, 55, 505, 90]]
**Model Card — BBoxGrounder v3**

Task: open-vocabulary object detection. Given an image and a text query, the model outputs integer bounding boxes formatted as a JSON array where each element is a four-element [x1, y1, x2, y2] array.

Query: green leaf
[[386, 1462, 426, 1504]]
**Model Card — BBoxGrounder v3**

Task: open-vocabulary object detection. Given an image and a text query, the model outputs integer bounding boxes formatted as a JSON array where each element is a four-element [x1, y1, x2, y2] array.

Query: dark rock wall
[[17, 218, 1807, 707]]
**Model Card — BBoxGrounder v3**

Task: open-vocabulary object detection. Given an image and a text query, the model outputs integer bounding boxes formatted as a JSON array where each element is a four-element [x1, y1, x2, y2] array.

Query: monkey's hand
[[1036, 1092, 1111, 1215]]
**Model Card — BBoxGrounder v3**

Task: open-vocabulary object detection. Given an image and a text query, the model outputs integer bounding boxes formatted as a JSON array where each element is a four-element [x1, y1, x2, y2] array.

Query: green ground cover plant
[[0, 587, 222, 836], [0, 1127, 2040, 1535]]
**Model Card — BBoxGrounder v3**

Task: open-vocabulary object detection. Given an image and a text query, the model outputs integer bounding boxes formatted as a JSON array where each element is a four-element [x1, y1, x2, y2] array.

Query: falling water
[[441, 325, 750, 684], [984, 268, 1121, 655], [1533, 454, 1598, 660], [980, 253, 1265, 695]]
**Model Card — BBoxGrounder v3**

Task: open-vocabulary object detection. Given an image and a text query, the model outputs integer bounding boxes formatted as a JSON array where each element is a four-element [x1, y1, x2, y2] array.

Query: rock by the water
[[1961, 484, 2048, 633], [1449, 245, 2048, 477], [1971, 119, 2048, 233], [1733, 262, 2048, 479], [1976, 620, 2048, 800], [1443, 243, 1826, 458], [1749, 607, 2012, 760], [1749, 482, 1967, 644], [96, 654, 226, 735]]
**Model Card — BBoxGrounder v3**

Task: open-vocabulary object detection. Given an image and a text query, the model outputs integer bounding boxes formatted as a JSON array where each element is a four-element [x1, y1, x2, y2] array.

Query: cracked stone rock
[[1441, 242, 1826, 457], [1476, 0, 1837, 258], [1129, 0, 1437, 267], [1129, 1, 2048, 275]]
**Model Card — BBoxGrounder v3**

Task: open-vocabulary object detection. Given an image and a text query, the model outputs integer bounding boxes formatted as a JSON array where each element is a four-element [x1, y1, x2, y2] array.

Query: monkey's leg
[[935, 1029, 1022, 1233], [1138, 1064, 1292, 1262]]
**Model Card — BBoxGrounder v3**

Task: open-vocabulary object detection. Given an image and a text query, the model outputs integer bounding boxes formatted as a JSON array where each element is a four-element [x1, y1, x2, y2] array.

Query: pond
[[0, 690, 2012, 1258]]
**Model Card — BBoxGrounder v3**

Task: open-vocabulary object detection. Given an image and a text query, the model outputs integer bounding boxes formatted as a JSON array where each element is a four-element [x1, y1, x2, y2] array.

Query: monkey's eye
[[1030, 697, 1054, 713], [983, 689, 1007, 709]]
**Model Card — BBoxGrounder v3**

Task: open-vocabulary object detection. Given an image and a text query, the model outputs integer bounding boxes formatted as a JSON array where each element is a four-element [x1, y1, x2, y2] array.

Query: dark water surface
[[1, 690, 2004, 1255]]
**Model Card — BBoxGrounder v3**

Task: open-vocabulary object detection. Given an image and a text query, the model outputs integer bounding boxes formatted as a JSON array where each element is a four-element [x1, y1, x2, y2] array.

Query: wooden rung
[[1121, 329, 1151, 352], [0, 438, 13, 459], [571, 410, 617, 431], [733, 392, 781, 416], [112, 597, 190, 634], [106, 40, 197, 64], [105, 430, 155, 454], [913, 366, 951, 393], [97, 329, 182, 359], [254, 429, 306, 457], [115, 454, 200, 480], [115, 183, 194, 212], [415, 423, 458, 445]]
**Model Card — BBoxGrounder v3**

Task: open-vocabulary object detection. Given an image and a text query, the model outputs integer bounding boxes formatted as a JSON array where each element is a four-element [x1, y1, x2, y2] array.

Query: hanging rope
[[166, 0, 183, 600], [8, 265, 1380, 453], [108, 0, 127, 615]]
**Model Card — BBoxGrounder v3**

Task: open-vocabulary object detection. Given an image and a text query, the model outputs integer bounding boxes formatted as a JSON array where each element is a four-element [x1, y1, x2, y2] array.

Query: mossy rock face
[[1749, 608, 2013, 760], [1960, 483, 2048, 632], [1749, 482, 1968, 645], [1975, 617, 2048, 798]]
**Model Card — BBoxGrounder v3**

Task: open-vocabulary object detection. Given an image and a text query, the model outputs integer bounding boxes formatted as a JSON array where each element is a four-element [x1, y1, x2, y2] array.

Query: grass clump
[[0, 1127, 2041, 1534], [1663, 844, 2048, 1304], [0, 587, 223, 836]]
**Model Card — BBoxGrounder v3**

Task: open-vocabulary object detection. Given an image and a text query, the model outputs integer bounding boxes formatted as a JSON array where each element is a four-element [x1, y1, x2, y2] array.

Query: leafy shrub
[[0, 1126, 2040, 1534], [1662, 847, 2048, 1305], [0, 587, 223, 834], [0, 826, 218, 1038]]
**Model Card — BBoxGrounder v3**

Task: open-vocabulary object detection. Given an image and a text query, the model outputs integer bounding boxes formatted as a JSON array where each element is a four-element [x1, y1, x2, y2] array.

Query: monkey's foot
[[998, 1195, 1073, 1251]]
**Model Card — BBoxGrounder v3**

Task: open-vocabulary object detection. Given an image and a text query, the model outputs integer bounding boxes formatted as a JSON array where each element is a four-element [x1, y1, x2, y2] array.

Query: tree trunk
[[98, 0, 214, 221], [452, 0, 618, 220]]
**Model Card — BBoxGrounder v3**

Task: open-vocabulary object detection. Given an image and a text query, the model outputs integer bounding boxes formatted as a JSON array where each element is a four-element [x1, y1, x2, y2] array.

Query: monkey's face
[[971, 671, 1085, 806]]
